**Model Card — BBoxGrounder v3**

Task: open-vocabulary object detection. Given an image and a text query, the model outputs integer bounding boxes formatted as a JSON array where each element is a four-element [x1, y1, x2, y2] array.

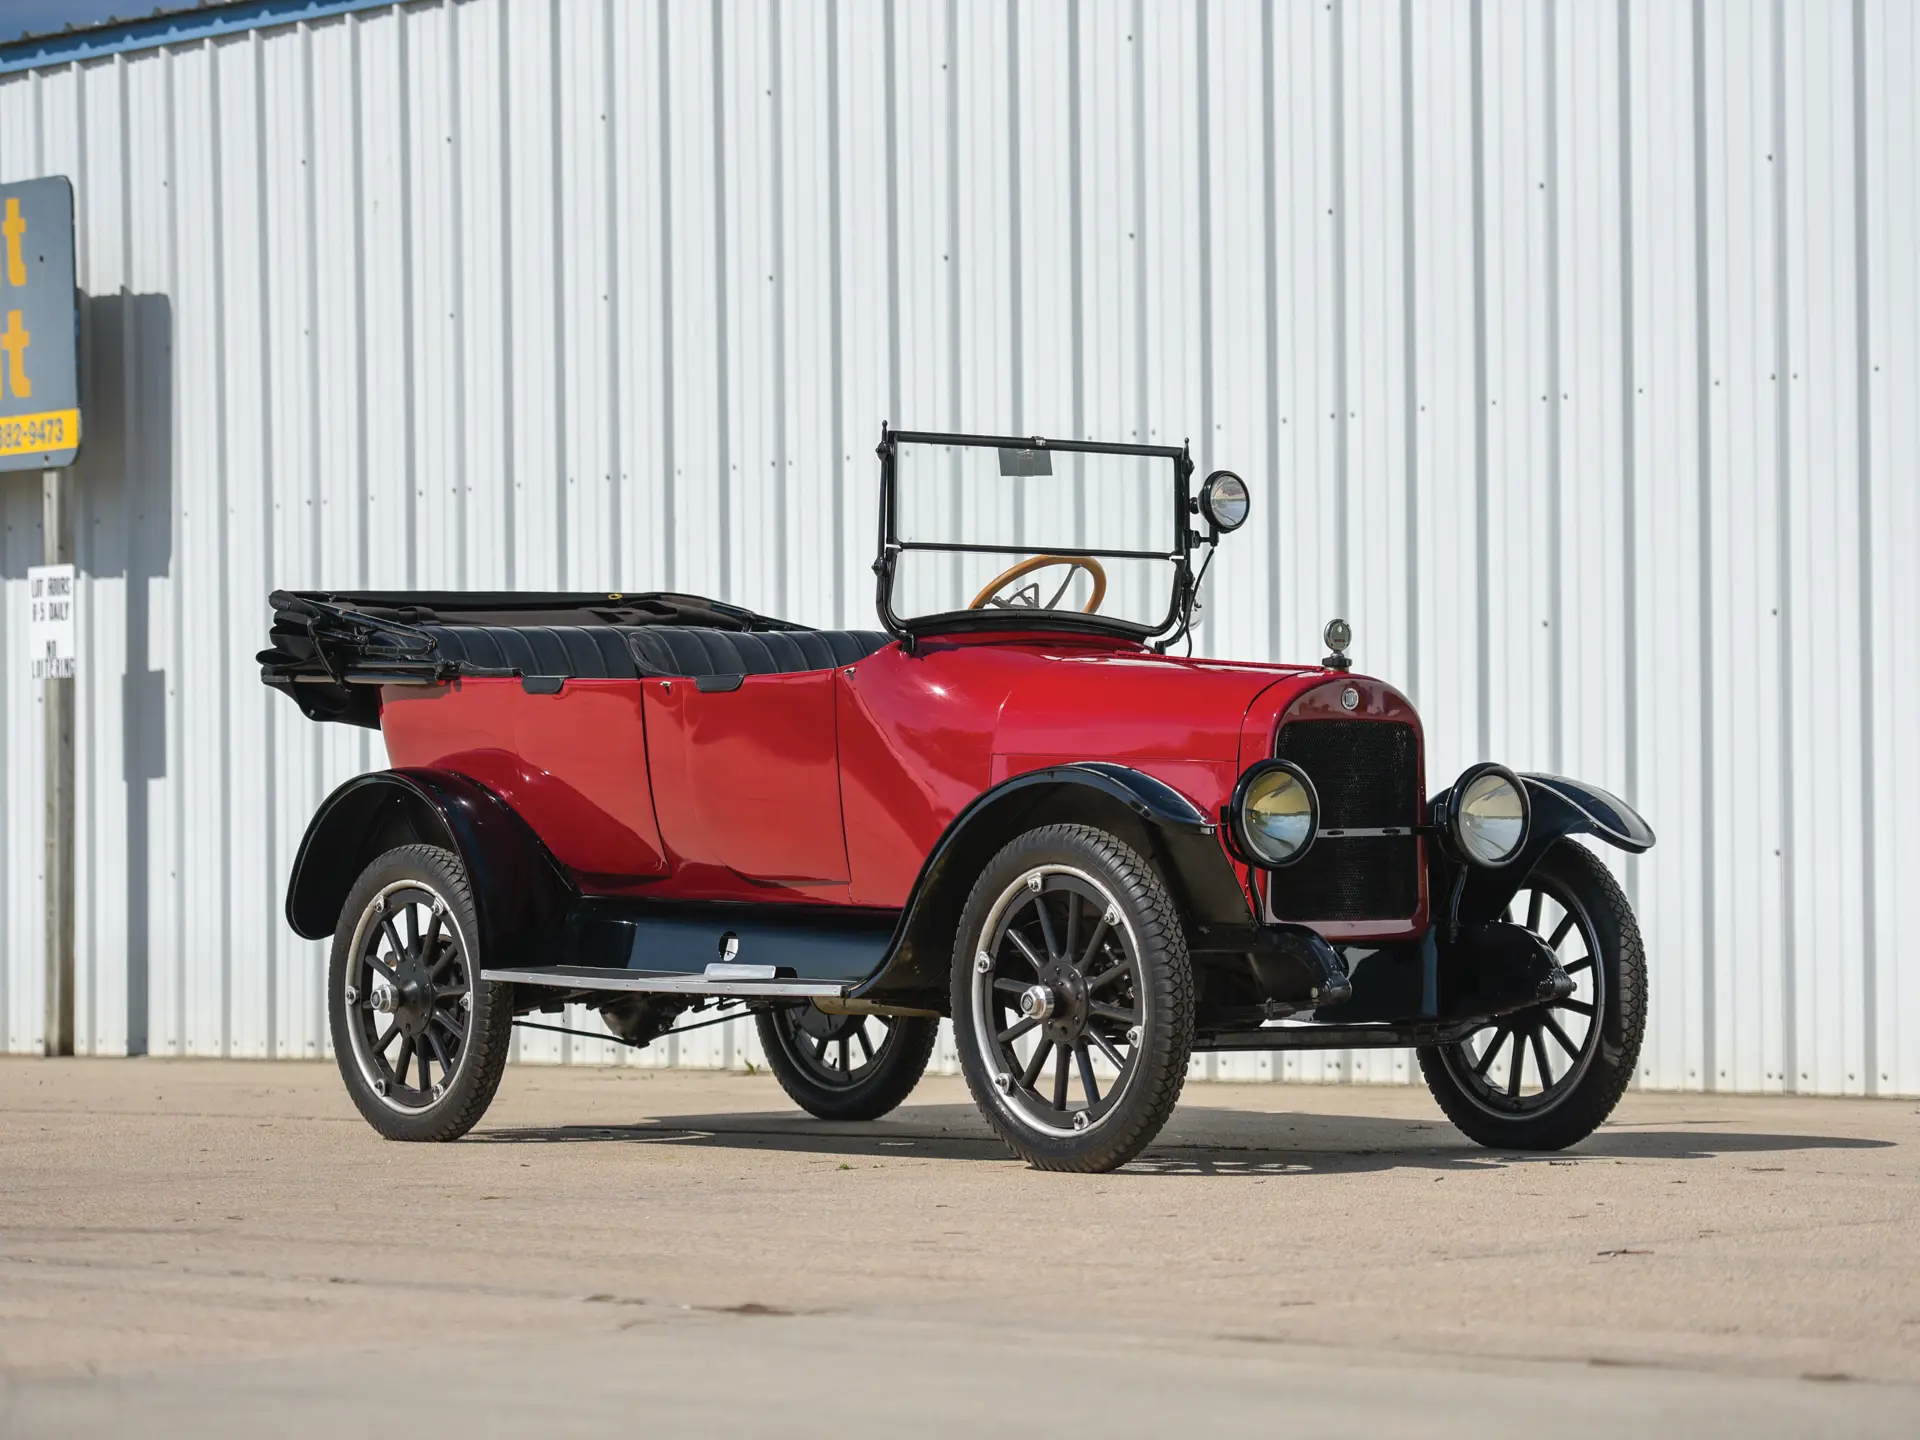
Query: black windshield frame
[[872, 427, 1197, 645]]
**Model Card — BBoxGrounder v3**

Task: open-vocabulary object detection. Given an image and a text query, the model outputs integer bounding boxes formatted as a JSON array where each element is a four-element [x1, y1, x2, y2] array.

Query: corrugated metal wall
[[1, 0, 1914, 1096]]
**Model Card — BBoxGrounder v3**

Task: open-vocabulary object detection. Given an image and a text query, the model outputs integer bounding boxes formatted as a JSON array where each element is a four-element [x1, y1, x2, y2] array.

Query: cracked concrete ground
[[1, 1057, 1916, 1436]]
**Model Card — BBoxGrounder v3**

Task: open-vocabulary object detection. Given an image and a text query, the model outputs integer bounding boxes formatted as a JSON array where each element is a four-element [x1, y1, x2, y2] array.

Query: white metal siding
[[1, 0, 1913, 1095]]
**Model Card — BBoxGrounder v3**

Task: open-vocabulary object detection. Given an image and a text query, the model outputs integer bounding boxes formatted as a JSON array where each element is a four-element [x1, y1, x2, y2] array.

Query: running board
[[482, 964, 851, 1000], [1193, 1019, 1484, 1052]]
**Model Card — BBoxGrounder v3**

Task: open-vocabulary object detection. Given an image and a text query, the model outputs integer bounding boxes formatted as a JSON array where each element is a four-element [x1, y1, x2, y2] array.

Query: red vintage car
[[263, 429, 1653, 1172]]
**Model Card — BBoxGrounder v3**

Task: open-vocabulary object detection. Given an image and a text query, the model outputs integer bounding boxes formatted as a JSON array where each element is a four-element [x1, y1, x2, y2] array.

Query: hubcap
[[969, 865, 1147, 1139], [343, 882, 473, 1113], [1018, 984, 1056, 1021]]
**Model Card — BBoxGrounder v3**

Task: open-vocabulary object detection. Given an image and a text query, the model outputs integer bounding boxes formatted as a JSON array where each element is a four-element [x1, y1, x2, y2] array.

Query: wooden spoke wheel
[[756, 1005, 938, 1122], [953, 825, 1193, 1172], [329, 845, 512, 1142], [1419, 840, 1646, 1151]]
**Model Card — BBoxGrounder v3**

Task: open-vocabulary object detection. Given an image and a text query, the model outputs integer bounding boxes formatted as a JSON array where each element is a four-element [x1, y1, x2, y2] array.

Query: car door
[[641, 669, 852, 888]]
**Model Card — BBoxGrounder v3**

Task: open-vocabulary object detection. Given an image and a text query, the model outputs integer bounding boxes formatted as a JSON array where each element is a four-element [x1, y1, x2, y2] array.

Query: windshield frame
[[873, 427, 1197, 645]]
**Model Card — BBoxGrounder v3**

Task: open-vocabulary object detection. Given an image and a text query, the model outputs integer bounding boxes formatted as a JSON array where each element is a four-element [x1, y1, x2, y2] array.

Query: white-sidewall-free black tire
[[328, 844, 513, 1142], [1418, 840, 1647, 1151], [951, 824, 1194, 1173]]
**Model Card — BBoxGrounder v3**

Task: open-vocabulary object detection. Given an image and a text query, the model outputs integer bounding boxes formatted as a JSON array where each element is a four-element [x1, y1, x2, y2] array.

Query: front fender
[[854, 762, 1251, 1006], [285, 769, 573, 959], [1442, 773, 1654, 926]]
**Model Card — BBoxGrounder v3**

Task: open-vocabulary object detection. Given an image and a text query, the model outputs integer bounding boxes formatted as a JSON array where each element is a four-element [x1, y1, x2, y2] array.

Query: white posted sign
[[28, 562, 75, 679]]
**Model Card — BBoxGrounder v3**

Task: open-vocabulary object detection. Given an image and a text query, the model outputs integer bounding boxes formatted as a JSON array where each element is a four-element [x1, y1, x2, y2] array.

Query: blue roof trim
[[1, 0, 398, 76]]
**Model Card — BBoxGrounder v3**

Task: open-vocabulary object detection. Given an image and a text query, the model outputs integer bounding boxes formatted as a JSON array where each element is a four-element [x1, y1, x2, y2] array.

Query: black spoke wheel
[[1419, 839, 1646, 1151], [755, 1005, 938, 1122], [329, 845, 512, 1142], [953, 824, 1192, 1173]]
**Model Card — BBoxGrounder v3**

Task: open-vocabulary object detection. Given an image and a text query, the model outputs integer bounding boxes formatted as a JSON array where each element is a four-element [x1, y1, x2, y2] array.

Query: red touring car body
[[377, 634, 1423, 931], [265, 429, 1654, 1171]]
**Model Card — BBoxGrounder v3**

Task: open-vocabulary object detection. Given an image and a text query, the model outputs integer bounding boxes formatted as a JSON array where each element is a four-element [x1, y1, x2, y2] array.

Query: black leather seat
[[423, 623, 892, 680], [422, 624, 637, 679], [625, 627, 892, 679]]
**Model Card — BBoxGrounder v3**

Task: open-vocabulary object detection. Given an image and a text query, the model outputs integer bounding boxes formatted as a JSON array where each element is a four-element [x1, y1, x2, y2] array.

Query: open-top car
[[262, 428, 1654, 1172]]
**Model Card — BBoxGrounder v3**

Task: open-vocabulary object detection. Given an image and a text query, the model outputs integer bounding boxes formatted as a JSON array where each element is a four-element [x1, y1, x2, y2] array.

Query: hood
[[993, 647, 1325, 763]]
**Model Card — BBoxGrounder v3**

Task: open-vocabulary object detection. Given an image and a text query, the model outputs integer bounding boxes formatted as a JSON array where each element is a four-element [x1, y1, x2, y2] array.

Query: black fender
[[1439, 772, 1654, 927], [285, 769, 573, 963], [853, 762, 1252, 1007]]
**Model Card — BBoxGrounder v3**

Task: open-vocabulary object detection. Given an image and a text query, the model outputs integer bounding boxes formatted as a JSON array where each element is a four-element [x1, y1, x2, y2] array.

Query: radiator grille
[[1266, 720, 1420, 922], [1266, 836, 1421, 922], [1273, 719, 1418, 829]]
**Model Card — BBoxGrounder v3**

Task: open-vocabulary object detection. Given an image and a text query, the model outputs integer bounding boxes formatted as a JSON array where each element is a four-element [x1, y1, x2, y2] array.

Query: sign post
[[32, 515, 75, 1058], [3, 176, 81, 1057]]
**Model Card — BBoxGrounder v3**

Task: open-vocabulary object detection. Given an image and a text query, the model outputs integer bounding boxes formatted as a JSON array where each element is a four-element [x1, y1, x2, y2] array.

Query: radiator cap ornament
[[1322, 617, 1353, 672]]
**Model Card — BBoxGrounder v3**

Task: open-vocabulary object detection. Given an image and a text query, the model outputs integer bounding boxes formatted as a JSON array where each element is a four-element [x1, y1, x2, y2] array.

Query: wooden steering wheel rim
[[966, 553, 1109, 614]]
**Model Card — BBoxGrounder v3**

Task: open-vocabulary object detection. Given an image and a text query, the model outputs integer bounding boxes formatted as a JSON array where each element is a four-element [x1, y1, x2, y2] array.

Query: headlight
[[1448, 763, 1529, 867], [1229, 760, 1318, 867], [1199, 470, 1251, 533]]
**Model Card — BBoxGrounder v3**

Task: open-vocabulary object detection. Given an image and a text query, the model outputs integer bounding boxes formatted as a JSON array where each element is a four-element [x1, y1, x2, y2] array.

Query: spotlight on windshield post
[[1199, 470, 1251, 534]]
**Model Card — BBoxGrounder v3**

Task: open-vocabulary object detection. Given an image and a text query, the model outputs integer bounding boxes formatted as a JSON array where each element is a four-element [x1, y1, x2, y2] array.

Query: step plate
[[481, 964, 850, 1000]]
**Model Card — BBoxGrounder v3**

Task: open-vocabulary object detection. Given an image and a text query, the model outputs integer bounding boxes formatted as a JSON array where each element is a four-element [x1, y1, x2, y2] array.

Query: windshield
[[881, 435, 1189, 637]]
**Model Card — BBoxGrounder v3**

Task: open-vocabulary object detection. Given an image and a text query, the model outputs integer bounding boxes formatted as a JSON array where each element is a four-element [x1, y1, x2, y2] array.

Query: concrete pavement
[[1, 1058, 1916, 1435]]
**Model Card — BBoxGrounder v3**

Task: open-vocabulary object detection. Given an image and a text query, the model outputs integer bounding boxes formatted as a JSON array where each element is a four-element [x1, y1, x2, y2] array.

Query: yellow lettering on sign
[[1, 309, 28, 398], [1, 199, 24, 288]]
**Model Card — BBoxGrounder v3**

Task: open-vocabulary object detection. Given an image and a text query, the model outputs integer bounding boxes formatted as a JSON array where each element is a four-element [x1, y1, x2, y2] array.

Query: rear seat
[[421, 624, 637, 678], [422, 624, 892, 680], [626, 627, 892, 679]]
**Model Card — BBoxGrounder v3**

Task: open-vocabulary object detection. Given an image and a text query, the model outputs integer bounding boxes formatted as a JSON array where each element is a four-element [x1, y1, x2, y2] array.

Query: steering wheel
[[967, 554, 1109, 614]]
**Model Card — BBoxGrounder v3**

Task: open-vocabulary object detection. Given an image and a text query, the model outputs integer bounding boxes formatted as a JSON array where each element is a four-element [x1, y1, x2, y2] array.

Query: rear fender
[[854, 762, 1251, 1007], [1443, 773, 1654, 927], [285, 769, 573, 962]]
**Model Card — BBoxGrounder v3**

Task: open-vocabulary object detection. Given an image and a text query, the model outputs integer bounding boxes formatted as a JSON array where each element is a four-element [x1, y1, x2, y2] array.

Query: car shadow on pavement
[[472, 1104, 1892, 1174]]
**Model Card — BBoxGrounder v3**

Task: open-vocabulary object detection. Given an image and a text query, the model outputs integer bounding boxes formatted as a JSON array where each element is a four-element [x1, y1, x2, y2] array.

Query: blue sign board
[[0, 175, 80, 472]]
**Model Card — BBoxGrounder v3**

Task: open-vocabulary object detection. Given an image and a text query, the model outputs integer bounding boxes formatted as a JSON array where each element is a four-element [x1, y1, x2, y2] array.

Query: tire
[[328, 844, 513, 1142], [1418, 839, 1646, 1150], [755, 1007, 939, 1121], [951, 824, 1194, 1173]]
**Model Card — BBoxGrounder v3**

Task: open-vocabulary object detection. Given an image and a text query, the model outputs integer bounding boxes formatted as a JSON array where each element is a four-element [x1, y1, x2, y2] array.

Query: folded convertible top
[[258, 589, 803, 729], [276, 589, 795, 630]]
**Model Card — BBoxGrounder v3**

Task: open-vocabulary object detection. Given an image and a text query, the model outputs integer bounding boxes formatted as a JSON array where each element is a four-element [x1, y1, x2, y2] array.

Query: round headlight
[[1200, 470, 1251, 533], [1230, 760, 1318, 868], [1450, 763, 1529, 867]]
